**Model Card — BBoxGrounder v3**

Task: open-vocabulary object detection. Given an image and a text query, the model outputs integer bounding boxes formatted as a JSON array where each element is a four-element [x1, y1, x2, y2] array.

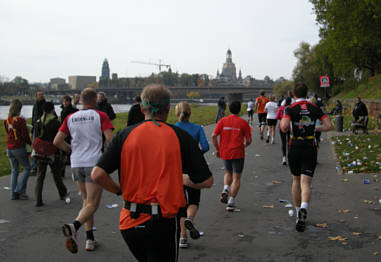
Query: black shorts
[[248, 110, 254, 118], [258, 113, 267, 126], [120, 216, 179, 262], [267, 118, 277, 126], [223, 158, 245, 174], [288, 142, 317, 177]]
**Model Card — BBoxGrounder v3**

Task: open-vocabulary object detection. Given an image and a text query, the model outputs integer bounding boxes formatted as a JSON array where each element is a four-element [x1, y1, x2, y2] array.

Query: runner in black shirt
[[280, 82, 333, 232]]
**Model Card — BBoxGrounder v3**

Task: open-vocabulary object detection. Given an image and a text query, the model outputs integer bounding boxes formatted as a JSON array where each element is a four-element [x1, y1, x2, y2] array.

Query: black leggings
[[120, 216, 180, 262], [279, 130, 290, 157]]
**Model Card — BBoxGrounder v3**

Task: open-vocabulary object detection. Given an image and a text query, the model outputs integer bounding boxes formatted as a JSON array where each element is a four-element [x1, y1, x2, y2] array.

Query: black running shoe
[[260, 133, 264, 140], [220, 190, 229, 204], [184, 218, 200, 239], [266, 136, 270, 143], [226, 203, 235, 212], [296, 208, 307, 232], [62, 224, 78, 253]]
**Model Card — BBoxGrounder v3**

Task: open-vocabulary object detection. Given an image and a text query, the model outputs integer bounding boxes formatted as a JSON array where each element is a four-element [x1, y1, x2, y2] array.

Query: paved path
[[1, 116, 380, 262]]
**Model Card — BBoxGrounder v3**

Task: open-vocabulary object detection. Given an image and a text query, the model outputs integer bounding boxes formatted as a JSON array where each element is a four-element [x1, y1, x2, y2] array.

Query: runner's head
[[259, 90, 265, 96], [134, 95, 142, 104], [229, 101, 241, 115], [175, 101, 191, 122], [81, 88, 97, 108], [269, 95, 275, 102], [141, 84, 171, 122], [293, 82, 308, 99], [8, 99, 22, 117], [43, 101, 55, 114]]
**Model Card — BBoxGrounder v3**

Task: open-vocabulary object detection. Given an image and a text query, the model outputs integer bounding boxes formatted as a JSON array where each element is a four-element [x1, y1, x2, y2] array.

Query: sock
[[73, 220, 82, 231], [295, 207, 301, 218], [223, 185, 230, 192], [86, 230, 94, 240], [301, 202, 309, 210], [228, 197, 235, 205]]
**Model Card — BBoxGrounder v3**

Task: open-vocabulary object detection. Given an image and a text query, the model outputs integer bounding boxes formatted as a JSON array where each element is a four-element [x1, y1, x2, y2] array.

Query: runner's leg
[[300, 175, 312, 204], [291, 176, 301, 209], [230, 173, 241, 198]]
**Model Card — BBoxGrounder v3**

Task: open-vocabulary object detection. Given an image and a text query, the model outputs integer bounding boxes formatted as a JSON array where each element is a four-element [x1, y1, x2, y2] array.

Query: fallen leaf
[[354, 216, 359, 219], [342, 242, 348, 245], [342, 178, 349, 182], [339, 209, 351, 214], [272, 181, 281, 184], [378, 236, 381, 240], [363, 200, 374, 204], [316, 223, 328, 228], [352, 232, 361, 236], [263, 205, 274, 208], [339, 219, 345, 223], [374, 252, 379, 256], [238, 234, 245, 238]]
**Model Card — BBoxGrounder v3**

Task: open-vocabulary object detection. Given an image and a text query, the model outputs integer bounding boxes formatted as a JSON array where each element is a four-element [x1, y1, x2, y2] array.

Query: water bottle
[[288, 209, 294, 217]]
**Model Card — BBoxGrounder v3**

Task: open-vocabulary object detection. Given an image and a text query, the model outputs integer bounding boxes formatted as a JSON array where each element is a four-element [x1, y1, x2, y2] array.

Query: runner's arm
[[103, 129, 113, 148], [211, 133, 220, 158], [280, 117, 291, 133], [183, 174, 213, 189], [91, 166, 120, 194], [245, 137, 252, 147], [53, 131, 71, 153], [315, 117, 334, 132]]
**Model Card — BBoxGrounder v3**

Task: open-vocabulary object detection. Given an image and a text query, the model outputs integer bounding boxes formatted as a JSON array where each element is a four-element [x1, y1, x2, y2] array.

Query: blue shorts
[[223, 158, 245, 174]]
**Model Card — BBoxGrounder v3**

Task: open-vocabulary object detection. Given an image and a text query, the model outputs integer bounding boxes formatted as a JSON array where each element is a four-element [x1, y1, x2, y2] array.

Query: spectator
[[329, 100, 343, 115], [4, 99, 31, 200], [352, 97, 368, 122], [216, 97, 226, 123], [96, 92, 116, 120], [127, 95, 145, 126], [61, 95, 78, 122], [72, 93, 80, 109], [31, 91, 46, 175]]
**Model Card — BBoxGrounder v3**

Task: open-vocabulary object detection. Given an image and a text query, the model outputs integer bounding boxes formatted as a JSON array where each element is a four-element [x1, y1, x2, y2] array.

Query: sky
[[0, 0, 320, 83]]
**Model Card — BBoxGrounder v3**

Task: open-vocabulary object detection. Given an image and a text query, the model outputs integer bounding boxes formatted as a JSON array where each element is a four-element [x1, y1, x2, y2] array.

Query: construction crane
[[131, 60, 171, 72]]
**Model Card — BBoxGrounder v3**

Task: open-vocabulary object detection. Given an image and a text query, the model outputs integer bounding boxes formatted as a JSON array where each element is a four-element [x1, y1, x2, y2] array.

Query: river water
[[0, 104, 132, 120]]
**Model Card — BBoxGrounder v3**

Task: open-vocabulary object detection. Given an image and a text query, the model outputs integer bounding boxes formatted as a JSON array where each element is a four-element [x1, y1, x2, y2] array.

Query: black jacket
[[127, 103, 145, 126], [60, 104, 78, 124], [38, 114, 61, 143], [353, 101, 368, 118], [32, 99, 46, 130], [96, 99, 116, 120]]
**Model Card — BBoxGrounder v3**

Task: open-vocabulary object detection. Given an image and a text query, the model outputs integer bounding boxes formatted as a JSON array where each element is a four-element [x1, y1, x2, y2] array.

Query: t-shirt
[[247, 101, 254, 111], [284, 99, 327, 139], [256, 96, 269, 114], [174, 121, 209, 153], [96, 120, 212, 230], [265, 101, 278, 119], [59, 109, 114, 168], [213, 114, 251, 160]]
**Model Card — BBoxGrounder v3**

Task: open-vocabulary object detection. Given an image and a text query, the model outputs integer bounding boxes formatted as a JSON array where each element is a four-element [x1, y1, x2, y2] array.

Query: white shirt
[[59, 109, 113, 168], [265, 101, 278, 119], [247, 101, 254, 111]]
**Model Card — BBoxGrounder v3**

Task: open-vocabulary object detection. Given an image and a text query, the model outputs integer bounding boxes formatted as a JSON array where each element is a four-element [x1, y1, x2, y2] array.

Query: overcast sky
[[0, 0, 320, 83]]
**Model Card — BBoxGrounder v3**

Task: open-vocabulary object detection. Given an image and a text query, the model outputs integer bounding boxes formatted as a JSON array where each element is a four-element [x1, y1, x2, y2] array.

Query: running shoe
[[62, 223, 78, 253], [271, 138, 274, 144], [296, 208, 307, 232], [226, 203, 235, 212], [260, 133, 264, 140], [179, 238, 188, 248], [220, 190, 229, 204], [282, 157, 287, 165], [266, 136, 270, 143], [85, 239, 97, 251], [184, 218, 200, 239], [19, 194, 29, 200]]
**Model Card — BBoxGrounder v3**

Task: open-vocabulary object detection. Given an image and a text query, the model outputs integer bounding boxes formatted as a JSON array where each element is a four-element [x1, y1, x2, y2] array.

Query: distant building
[[49, 77, 68, 90], [68, 76, 96, 90], [100, 59, 110, 80], [50, 77, 65, 85], [219, 49, 237, 81], [111, 73, 118, 80]]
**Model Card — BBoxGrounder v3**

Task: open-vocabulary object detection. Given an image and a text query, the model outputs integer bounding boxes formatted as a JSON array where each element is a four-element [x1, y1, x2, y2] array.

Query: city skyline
[[0, 0, 320, 83]]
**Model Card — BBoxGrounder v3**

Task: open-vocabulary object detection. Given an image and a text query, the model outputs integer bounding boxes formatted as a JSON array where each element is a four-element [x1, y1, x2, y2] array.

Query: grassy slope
[[334, 75, 381, 99], [0, 105, 223, 177]]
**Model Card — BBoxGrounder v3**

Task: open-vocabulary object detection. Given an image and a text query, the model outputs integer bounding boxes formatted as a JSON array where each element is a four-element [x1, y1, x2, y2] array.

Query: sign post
[[320, 76, 330, 100]]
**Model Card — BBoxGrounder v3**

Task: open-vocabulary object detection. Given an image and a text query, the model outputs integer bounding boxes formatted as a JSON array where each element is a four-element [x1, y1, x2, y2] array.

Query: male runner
[[212, 101, 252, 211], [255, 90, 269, 140], [247, 98, 254, 125], [280, 82, 333, 232], [54, 88, 114, 252], [91, 84, 213, 262]]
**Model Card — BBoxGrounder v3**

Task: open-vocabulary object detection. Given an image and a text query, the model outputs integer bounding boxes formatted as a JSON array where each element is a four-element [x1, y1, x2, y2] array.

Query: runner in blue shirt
[[174, 101, 209, 248]]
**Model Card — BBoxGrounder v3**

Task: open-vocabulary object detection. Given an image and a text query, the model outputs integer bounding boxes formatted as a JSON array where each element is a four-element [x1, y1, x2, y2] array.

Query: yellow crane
[[131, 60, 171, 72]]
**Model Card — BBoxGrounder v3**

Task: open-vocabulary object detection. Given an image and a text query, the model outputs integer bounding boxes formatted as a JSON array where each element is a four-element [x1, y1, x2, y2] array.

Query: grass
[[0, 105, 225, 177], [334, 75, 381, 99], [331, 133, 381, 174]]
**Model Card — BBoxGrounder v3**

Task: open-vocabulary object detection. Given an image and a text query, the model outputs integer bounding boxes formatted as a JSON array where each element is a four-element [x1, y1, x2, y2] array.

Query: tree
[[186, 91, 200, 99]]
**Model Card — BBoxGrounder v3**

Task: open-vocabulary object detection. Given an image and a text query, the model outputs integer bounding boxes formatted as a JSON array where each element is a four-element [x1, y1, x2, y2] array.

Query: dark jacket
[[127, 103, 145, 126], [96, 99, 116, 120], [353, 101, 368, 119], [32, 99, 46, 132], [60, 104, 78, 124], [38, 114, 61, 143]]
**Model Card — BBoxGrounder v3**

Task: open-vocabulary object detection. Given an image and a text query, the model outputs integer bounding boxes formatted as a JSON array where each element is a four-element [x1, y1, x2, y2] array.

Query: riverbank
[[0, 104, 221, 177]]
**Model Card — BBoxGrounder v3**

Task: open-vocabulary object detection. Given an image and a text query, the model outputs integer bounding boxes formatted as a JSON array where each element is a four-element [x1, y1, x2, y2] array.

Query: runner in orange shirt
[[255, 90, 269, 140]]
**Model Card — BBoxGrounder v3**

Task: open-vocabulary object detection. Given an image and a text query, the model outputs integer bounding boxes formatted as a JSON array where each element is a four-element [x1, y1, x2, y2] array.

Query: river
[[0, 104, 132, 120]]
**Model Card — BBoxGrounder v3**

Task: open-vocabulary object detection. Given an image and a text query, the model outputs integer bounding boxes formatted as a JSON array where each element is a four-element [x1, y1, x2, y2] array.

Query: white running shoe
[[179, 238, 188, 248], [85, 239, 97, 251], [282, 156, 287, 165]]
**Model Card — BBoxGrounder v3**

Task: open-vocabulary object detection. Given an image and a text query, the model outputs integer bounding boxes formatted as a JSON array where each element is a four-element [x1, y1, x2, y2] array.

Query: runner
[[255, 90, 269, 140], [247, 98, 254, 125], [53, 88, 114, 253], [275, 97, 291, 165], [212, 101, 252, 211], [174, 101, 209, 248], [264, 95, 278, 144], [280, 82, 333, 232], [216, 97, 226, 123], [91, 84, 213, 262]]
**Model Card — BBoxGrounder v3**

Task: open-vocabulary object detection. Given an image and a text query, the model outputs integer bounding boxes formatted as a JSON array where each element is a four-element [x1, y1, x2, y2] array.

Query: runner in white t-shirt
[[264, 95, 278, 144], [54, 88, 114, 253]]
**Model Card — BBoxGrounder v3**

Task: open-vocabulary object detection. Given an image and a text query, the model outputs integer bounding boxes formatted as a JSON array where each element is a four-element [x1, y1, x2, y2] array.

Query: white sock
[[228, 197, 235, 205], [301, 202, 309, 210], [223, 185, 230, 192], [295, 207, 301, 218]]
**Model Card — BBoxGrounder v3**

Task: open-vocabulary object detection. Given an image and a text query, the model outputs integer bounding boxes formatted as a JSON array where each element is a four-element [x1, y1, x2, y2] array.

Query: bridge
[[45, 84, 274, 103]]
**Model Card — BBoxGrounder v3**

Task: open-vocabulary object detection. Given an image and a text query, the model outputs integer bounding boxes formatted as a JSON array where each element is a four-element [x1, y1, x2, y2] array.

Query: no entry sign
[[320, 76, 330, 87]]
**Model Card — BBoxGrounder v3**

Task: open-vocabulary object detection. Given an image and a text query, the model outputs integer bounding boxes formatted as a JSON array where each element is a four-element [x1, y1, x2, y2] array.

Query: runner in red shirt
[[255, 90, 269, 140], [212, 101, 252, 211]]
